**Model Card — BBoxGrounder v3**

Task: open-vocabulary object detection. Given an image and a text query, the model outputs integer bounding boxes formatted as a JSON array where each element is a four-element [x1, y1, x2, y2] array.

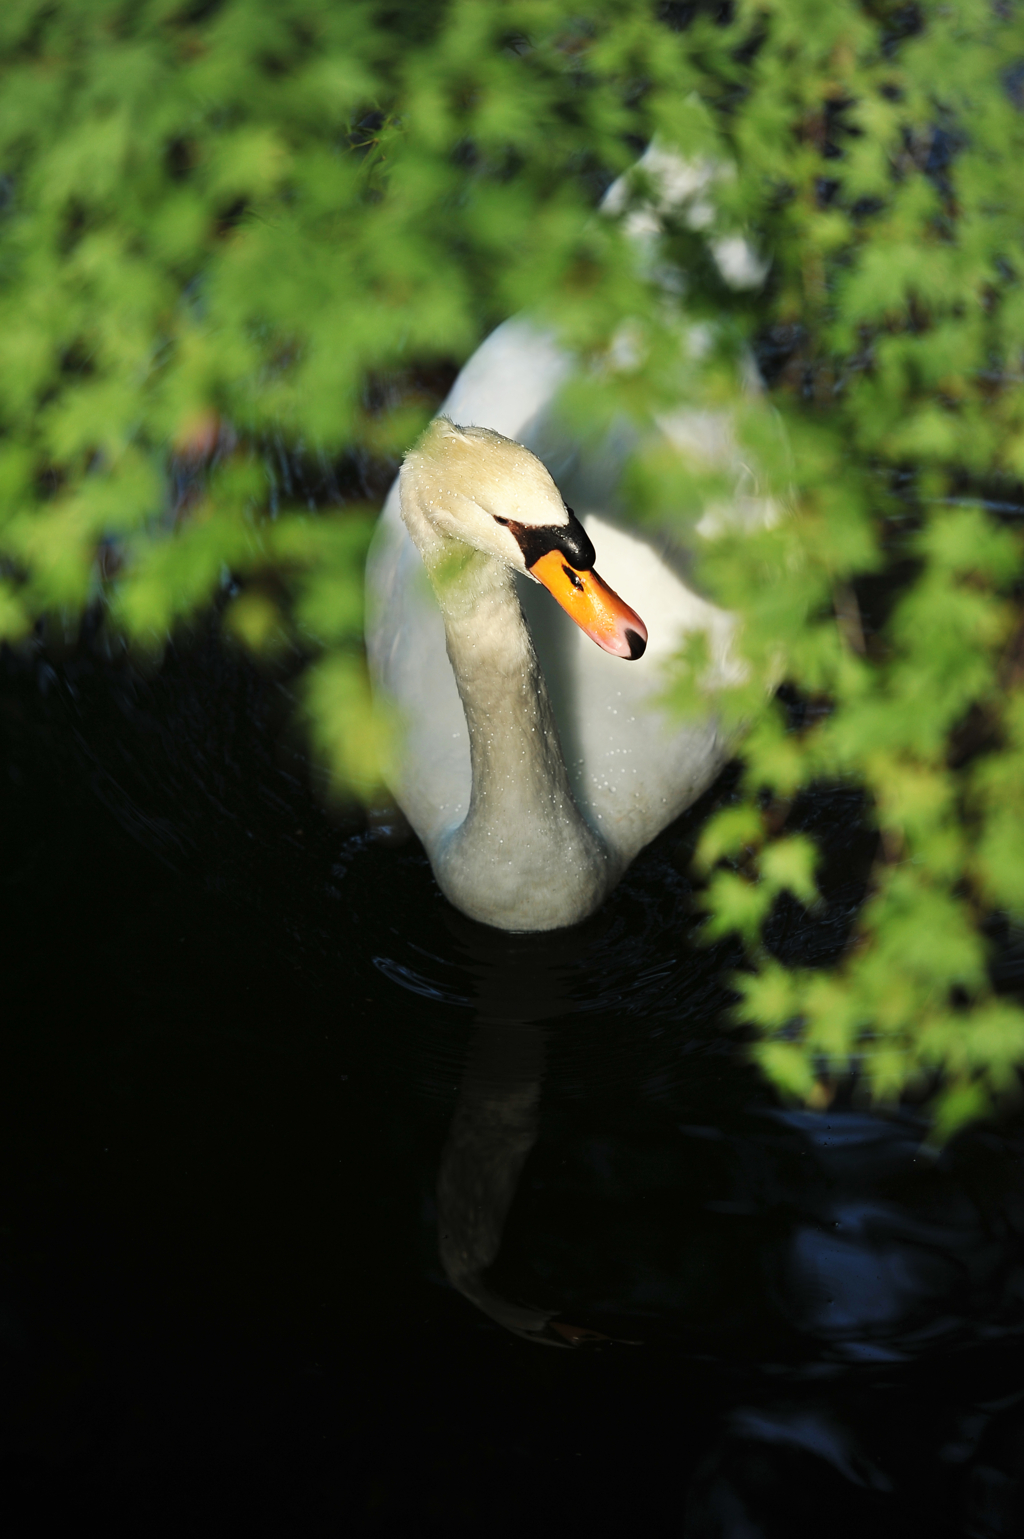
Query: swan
[[366, 150, 769, 932], [366, 356, 743, 931]]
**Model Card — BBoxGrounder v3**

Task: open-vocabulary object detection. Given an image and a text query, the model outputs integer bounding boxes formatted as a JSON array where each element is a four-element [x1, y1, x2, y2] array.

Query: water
[[2, 633, 1023, 1536]]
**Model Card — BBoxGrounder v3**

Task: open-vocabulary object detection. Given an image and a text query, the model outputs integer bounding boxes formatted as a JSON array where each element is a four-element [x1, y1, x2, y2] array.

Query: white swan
[[366, 321, 753, 930], [366, 150, 769, 931]]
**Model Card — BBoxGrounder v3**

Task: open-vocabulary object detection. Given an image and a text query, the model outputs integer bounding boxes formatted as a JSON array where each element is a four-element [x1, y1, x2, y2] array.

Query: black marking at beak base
[[504, 507, 596, 572]]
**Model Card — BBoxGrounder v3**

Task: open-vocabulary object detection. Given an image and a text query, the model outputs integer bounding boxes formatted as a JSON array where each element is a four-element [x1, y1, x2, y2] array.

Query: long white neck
[[401, 494, 610, 931]]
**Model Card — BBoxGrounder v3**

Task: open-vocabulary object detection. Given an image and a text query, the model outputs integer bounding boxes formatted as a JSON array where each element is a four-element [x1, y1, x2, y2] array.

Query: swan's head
[[401, 418, 647, 660]]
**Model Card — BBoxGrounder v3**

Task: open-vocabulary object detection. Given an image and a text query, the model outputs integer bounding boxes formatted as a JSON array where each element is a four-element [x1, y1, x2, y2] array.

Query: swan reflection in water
[[437, 1018, 576, 1345], [435, 916, 618, 1346], [422, 906, 1024, 1528]]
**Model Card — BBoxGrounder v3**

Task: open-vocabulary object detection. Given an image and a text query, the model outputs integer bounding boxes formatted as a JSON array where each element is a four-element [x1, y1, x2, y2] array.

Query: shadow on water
[[2, 631, 1024, 1536]]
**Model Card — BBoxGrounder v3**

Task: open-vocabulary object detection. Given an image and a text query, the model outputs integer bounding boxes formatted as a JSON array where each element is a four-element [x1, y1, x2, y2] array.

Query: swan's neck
[[402, 501, 609, 930]]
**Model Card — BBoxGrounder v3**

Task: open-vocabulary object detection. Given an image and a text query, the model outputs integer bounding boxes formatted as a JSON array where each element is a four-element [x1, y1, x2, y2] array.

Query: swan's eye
[[492, 515, 509, 526], [562, 564, 584, 592]]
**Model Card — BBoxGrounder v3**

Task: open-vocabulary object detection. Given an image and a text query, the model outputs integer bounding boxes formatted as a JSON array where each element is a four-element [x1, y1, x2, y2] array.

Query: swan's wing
[[439, 317, 572, 439]]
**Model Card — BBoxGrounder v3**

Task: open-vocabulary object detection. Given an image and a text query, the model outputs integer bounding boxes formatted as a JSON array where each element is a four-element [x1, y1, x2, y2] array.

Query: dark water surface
[[2, 637, 1023, 1537]]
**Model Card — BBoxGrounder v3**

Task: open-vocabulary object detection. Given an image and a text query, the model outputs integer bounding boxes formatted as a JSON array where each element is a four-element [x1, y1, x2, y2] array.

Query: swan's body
[[366, 318, 750, 931]]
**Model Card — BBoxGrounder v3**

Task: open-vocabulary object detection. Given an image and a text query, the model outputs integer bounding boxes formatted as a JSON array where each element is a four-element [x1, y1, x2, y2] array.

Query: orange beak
[[530, 548, 648, 660]]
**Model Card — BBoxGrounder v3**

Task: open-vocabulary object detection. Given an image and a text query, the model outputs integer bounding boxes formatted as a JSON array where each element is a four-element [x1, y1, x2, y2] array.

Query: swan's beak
[[529, 549, 648, 660]]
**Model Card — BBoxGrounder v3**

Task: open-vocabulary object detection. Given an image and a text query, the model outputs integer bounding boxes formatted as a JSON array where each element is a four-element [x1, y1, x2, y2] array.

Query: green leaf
[[929, 1079, 992, 1145], [750, 1041, 818, 1101], [759, 834, 818, 906], [702, 871, 773, 942], [734, 964, 798, 1030], [694, 803, 763, 872]]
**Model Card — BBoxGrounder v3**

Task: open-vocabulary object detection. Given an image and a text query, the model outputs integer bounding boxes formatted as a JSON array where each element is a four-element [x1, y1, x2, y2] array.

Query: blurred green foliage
[[2, 0, 1024, 1134]]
